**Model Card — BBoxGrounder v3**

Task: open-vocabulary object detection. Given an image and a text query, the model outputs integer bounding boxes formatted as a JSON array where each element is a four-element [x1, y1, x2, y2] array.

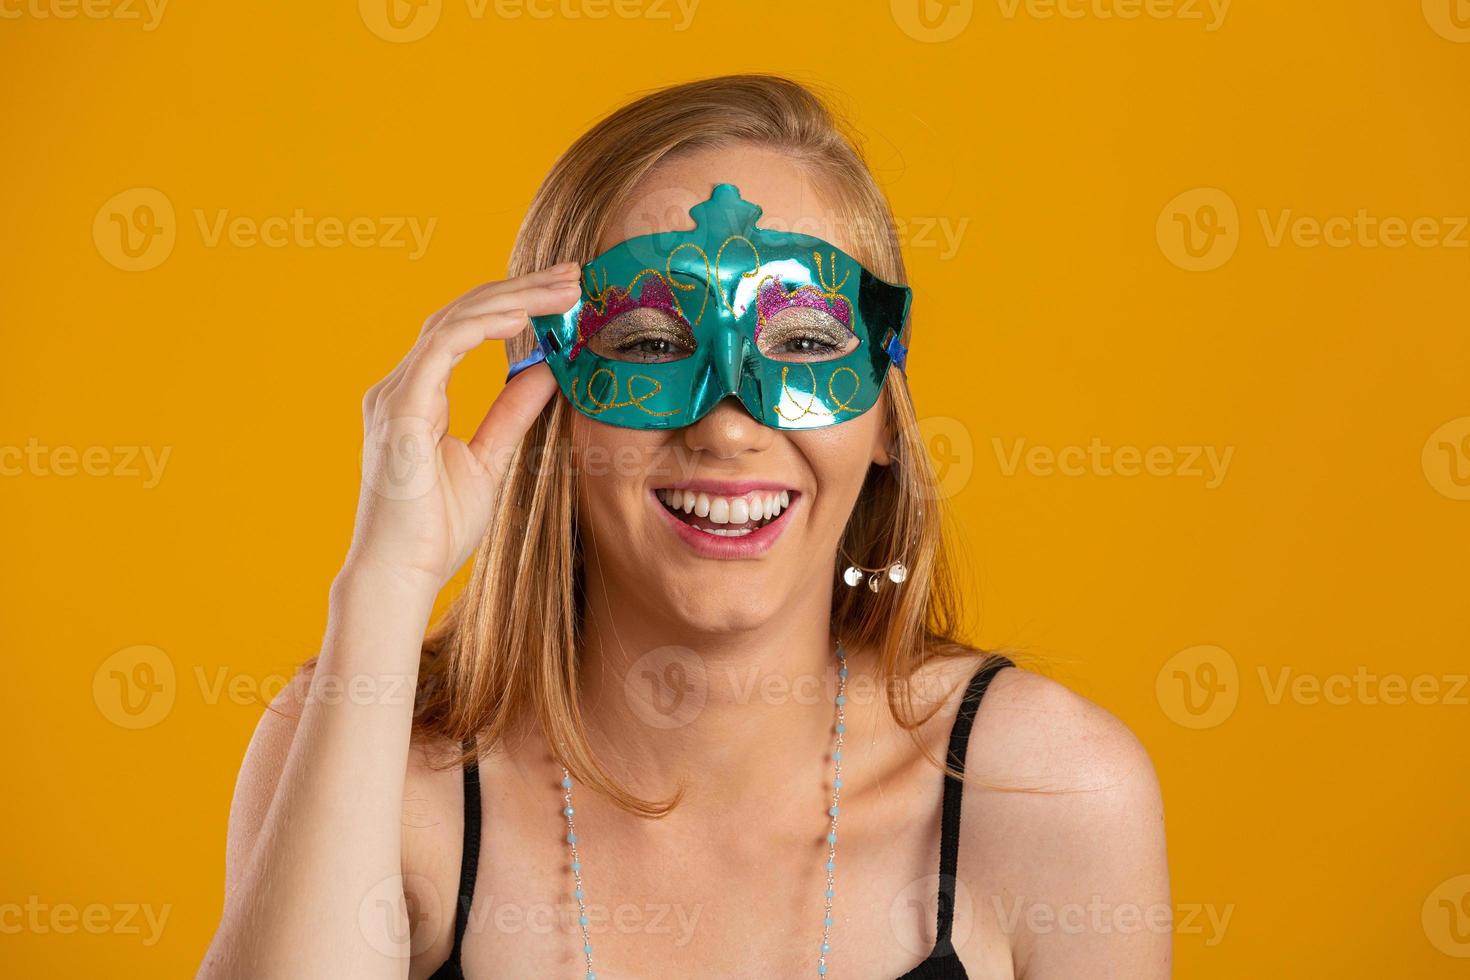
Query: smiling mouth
[[654, 487, 795, 537]]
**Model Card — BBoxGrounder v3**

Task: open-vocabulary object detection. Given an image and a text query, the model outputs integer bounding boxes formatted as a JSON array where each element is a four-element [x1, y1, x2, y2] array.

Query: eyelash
[[608, 328, 693, 359], [610, 331, 846, 362], [596, 309, 852, 360], [771, 334, 843, 355]]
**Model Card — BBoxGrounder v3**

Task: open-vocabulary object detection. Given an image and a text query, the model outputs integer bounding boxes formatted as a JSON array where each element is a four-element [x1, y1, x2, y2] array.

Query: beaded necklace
[[558, 640, 850, 978]]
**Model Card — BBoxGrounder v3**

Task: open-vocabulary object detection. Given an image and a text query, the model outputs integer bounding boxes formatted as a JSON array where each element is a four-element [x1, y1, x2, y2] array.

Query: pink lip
[[654, 479, 797, 496], [651, 488, 799, 559]]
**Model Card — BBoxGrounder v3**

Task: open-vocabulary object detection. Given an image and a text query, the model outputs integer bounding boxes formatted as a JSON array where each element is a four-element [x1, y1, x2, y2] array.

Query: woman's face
[[571, 145, 895, 635]]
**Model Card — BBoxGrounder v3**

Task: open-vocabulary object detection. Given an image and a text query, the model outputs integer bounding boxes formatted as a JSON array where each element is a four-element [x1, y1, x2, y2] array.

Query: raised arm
[[198, 265, 577, 978]]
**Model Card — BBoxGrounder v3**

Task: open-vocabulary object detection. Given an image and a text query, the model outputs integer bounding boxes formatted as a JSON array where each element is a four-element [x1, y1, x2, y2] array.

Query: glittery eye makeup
[[587, 306, 697, 363], [753, 275, 853, 344], [570, 273, 688, 362], [756, 305, 858, 363]]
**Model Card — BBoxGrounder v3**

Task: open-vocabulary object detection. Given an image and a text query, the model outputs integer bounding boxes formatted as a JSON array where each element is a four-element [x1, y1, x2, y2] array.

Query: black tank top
[[429, 655, 1013, 979]]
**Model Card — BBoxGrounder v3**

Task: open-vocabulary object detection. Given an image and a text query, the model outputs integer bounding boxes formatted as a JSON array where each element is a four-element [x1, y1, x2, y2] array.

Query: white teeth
[[656, 488, 792, 526]]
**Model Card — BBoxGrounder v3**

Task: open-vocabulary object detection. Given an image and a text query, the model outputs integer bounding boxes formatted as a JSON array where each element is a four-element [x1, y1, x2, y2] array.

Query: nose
[[681, 394, 774, 459]]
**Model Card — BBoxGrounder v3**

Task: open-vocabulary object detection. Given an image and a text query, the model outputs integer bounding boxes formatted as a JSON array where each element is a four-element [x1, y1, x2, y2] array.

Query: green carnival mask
[[505, 183, 912, 430]]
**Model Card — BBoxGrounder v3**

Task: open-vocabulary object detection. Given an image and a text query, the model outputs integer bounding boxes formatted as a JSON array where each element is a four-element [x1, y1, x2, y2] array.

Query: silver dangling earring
[[840, 552, 909, 593], [839, 506, 918, 594]]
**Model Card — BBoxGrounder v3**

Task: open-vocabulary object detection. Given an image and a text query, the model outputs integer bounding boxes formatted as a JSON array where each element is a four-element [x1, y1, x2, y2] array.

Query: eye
[[756, 306, 858, 362], [586, 306, 696, 363]]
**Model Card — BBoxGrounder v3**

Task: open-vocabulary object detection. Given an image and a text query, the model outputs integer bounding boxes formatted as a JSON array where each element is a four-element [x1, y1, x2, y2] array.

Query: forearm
[[200, 562, 438, 979]]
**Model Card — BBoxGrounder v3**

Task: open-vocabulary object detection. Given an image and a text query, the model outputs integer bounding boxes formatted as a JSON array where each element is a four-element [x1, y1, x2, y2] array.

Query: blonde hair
[[413, 73, 983, 816]]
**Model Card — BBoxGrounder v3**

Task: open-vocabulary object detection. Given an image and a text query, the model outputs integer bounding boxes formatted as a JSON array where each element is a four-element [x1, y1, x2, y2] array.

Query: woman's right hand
[[346, 262, 579, 591]]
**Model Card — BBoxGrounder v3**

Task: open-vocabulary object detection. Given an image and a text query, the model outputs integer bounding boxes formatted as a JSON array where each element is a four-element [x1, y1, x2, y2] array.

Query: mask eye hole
[[586, 306, 697, 363], [756, 306, 859, 363]]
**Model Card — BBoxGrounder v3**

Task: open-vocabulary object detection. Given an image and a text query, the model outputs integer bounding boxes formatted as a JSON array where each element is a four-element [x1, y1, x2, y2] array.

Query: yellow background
[[3, 0, 1468, 975]]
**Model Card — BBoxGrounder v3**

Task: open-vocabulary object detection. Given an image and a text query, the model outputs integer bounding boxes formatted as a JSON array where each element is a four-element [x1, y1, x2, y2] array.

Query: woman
[[201, 74, 1170, 979]]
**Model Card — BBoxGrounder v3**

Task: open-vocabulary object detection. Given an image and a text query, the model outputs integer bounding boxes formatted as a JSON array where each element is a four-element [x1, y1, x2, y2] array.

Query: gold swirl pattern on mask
[[576, 268, 681, 355], [571, 366, 682, 417], [751, 274, 855, 334], [812, 249, 852, 296], [772, 363, 863, 422], [713, 234, 760, 317], [664, 243, 712, 327]]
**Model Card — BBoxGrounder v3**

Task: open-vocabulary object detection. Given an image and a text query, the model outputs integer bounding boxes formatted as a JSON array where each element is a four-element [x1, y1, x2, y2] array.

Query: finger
[[419, 262, 581, 338], [380, 277, 567, 422], [445, 279, 582, 323], [385, 309, 529, 421], [466, 361, 560, 481]]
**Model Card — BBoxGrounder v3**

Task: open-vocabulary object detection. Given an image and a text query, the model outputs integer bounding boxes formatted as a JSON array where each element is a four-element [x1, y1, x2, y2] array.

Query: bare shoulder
[[970, 664, 1160, 796], [953, 660, 1172, 977], [222, 664, 315, 894]]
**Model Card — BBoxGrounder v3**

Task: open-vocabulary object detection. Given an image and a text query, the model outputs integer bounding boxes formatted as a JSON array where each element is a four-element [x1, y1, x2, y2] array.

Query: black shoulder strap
[[934, 656, 1012, 950], [441, 739, 482, 976]]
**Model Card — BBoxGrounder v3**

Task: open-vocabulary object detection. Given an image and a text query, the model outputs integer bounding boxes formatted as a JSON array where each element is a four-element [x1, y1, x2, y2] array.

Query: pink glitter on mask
[[754, 278, 852, 343], [569, 274, 683, 361]]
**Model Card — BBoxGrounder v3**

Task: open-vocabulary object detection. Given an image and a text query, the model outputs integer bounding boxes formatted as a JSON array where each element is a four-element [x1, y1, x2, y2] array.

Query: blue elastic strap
[[885, 332, 909, 372], [504, 344, 548, 383]]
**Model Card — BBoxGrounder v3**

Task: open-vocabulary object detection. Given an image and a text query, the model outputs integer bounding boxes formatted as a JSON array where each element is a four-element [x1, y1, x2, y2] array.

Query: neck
[[573, 576, 849, 810]]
